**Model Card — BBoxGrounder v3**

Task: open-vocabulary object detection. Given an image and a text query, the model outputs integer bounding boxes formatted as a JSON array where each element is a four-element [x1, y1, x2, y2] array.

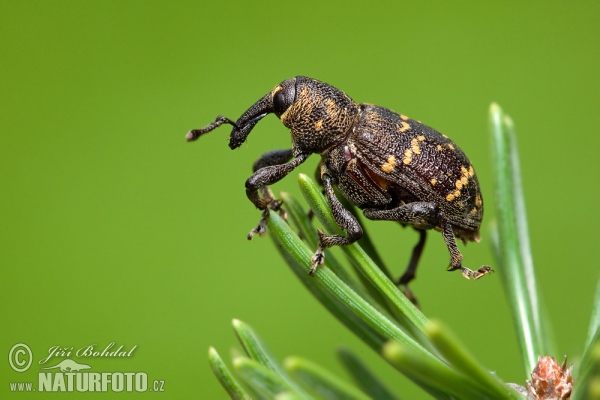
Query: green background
[[1, 1, 599, 398]]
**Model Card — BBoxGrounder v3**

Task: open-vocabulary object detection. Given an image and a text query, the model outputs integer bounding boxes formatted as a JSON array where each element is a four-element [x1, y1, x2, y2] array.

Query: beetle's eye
[[273, 84, 295, 117]]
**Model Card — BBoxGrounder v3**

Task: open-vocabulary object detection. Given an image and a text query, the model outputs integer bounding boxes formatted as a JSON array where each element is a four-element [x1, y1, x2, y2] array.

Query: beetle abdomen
[[351, 104, 483, 232]]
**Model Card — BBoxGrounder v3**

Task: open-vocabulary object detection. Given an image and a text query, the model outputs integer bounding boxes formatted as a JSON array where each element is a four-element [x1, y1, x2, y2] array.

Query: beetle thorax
[[280, 78, 359, 155]]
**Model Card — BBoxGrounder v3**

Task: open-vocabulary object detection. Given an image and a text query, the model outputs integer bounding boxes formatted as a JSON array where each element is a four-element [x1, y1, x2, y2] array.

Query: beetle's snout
[[228, 92, 273, 149], [228, 78, 297, 150]]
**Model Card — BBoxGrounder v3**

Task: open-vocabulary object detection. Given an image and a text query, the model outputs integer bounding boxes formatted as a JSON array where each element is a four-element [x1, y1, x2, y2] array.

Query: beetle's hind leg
[[310, 173, 363, 275], [440, 222, 493, 280], [246, 150, 308, 239], [364, 203, 492, 282]]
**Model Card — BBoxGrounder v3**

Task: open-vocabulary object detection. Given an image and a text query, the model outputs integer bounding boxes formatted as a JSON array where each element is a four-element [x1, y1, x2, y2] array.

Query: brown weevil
[[187, 76, 492, 300]]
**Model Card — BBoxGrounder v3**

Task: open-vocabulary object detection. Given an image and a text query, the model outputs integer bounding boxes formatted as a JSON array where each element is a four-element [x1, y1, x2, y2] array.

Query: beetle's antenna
[[186, 115, 237, 142]]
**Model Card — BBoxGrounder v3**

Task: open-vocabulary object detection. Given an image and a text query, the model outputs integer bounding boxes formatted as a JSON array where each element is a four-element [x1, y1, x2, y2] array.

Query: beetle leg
[[306, 161, 325, 224], [400, 229, 427, 285], [363, 202, 439, 226], [246, 152, 308, 239], [364, 203, 493, 281], [440, 221, 493, 280], [363, 202, 437, 302], [310, 173, 364, 275], [252, 149, 295, 172], [394, 229, 427, 305], [301, 161, 326, 225], [252, 149, 294, 216]]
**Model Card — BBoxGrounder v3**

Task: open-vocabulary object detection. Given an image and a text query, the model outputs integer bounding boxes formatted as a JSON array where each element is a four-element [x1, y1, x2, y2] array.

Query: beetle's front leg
[[310, 173, 363, 275], [246, 151, 308, 239], [251, 149, 295, 216]]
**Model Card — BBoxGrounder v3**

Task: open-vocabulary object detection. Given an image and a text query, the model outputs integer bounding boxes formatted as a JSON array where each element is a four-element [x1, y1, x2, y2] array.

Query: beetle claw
[[247, 198, 290, 240], [454, 265, 494, 280], [472, 265, 494, 279], [247, 209, 270, 240]]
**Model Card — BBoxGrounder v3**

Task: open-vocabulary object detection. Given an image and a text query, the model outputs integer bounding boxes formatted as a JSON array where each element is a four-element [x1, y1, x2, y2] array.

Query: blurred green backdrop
[[1, 1, 599, 398]]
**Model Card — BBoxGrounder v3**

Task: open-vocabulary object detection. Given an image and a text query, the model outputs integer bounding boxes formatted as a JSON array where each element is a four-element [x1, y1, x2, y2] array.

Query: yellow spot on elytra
[[442, 134, 448, 138], [400, 114, 409, 121], [381, 155, 397, 173], [461, 176, 468, 185], [325, 98, 336, 113], [399, 121, 411, 133], [454, 190, 461, 197], [455, 180, 463, 190], [315, 120, 323, 130], [468, 165, 474, 177], [403, 149, 413, 165], [430, 178, 437, 185], [447, 144, 455, 151], [436, 145, 443, 151], [461, 166, 468, 176], [470, 207, 477, 215], [300, 87, 309, 97], [446, 193, 455, 201], [475, 193, 482, 207], [410, 138, 421, 155], [417, 135, 425, 141]]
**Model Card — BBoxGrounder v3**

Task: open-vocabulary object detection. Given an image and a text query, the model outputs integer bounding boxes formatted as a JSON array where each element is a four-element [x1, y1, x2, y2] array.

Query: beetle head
[[188, 77, 359, 154], [229, 77, 359, 153]]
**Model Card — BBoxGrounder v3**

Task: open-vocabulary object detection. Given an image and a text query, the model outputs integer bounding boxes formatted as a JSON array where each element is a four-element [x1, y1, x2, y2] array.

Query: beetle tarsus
[[247, 209, 269, 240], [278, 207, 287, 220], [451, 265, 494, 280], [472, 265, 493, 279], [247, 198, 289, 240]]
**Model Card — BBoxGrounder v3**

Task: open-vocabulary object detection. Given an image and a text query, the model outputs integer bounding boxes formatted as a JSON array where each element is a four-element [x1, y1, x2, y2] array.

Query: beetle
[[187, 76, 492, 299]]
